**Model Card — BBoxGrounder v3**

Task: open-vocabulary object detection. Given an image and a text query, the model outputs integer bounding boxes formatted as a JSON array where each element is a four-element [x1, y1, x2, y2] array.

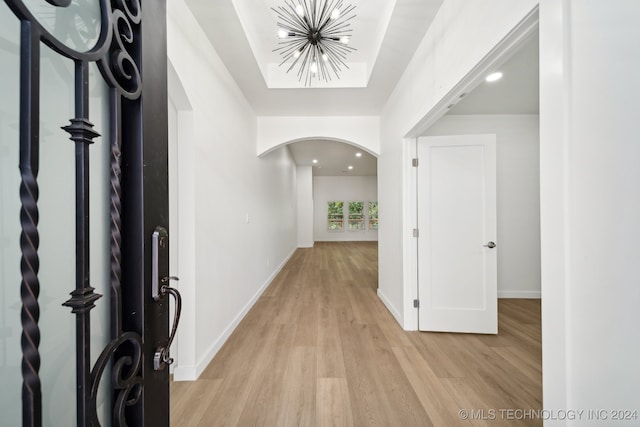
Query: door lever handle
[[154, 276, 182, 371], [483, 241, 497, 249]]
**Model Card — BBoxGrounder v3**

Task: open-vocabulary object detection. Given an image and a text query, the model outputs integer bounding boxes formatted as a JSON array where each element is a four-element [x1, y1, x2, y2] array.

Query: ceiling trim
[[407, 6, 539, 138]]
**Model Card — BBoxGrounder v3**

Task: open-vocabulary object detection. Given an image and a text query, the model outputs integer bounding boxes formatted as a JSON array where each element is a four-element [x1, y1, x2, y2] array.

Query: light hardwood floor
[[170, 242, 542, 426]]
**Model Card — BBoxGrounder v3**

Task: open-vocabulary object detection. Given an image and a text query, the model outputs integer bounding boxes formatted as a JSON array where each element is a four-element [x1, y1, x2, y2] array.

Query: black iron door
[[1, 0, 172, 425]]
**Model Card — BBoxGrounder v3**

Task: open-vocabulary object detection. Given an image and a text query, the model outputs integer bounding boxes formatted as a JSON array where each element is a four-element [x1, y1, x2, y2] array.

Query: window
[[348, 201, 365, 230], [327, 201, 344, 230], [368, 201, 378, 230]]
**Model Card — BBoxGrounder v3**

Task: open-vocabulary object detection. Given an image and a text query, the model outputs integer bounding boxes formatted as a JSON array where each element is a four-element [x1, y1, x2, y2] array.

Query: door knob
[[483, 241, 496, 249]]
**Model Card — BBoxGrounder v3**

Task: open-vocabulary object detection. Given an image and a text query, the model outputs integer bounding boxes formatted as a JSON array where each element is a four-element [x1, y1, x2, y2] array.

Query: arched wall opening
[[259, 136, 380, 160], [268, 137, 379, 250], [257, 116, 381, 158]]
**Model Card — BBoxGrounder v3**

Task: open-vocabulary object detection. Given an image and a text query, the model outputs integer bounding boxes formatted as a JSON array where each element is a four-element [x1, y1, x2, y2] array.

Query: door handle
[[154, 276, 182, 371], [484, 241, 497, 249], [151, 226, 182, 371]]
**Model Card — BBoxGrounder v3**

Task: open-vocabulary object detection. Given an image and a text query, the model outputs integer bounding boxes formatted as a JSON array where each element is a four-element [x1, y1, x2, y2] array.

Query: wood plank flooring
[[171, 242, 542, 426]]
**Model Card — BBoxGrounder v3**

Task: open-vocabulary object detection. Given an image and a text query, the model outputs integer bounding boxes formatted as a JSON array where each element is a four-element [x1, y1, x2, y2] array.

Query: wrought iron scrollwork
[[4, 0, 144, 425], [88, 331, 143, 426], [98, 0, 141, 99]]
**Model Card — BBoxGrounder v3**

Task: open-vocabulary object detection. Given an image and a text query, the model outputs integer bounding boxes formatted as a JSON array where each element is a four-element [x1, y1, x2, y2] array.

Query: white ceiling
[[184, 0, 443, 116], [288, 140, 377, 176], [448, 32, 539, 115], [183, 1, 538, 176]]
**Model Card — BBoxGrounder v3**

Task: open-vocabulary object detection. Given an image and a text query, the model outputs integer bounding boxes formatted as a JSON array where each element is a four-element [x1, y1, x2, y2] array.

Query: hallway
[[170, 242, 542, 426]]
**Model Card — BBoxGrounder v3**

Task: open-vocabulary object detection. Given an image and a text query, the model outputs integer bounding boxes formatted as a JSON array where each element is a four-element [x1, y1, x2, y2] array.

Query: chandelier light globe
[[272, 0, 357, 86]]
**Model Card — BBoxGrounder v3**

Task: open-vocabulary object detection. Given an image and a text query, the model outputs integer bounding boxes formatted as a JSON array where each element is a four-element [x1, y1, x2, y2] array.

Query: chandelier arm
[[316, 0, 333, 30], [299, 0, 314, 29], [326, 55, 341, 77], [320, 46, 340, 81], [296, 43, 313, 80], [275, 8, 308, 35], [279, 40, 308, 66], [323, 24, 354, 36], [283, 0, 308, 29], [276, 2, 309, 32], [324, 46, 348, 71], [323, 38, 356, 53], [323, 8, 356, 32], [315, 45, 330, 82], [316, 0, 341, 33], [311, 0, 319, 28], [324, 14, 356, 34], [273, 37, 306, 54], [277, 36, 307, 50], [320, 57, 332, 82], [283, 40, 309, 70]]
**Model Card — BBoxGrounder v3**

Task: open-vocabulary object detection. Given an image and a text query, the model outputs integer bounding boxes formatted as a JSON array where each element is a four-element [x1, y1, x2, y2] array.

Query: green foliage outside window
[[369, 201, 379, 230], [348, 201, 365, 230], [328, 201, 344, 230]]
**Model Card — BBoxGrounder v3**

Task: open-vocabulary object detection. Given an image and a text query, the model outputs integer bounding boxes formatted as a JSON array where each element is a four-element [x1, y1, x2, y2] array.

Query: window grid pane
[[348, 201, 365, 231], [327, 201, 344, 230], [368, 201, 378, 230]]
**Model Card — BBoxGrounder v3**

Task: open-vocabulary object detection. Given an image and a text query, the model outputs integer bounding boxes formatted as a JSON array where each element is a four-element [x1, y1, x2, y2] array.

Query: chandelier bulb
[[294, 50, 301, 59], [331, 8, 341, 20], [340, 36, 349, 44], [310, 61, 318, 75], [322, 53, 328, 62], [296, 4, 304, 17], [278, 29, 288, 39]]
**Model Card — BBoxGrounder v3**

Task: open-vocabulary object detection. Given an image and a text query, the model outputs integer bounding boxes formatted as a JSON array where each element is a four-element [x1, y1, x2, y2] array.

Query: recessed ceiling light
[[355, 152, 362, 157], [485, 72, 503, 82], [348, 165, 354, 170], [312, 159, 318, 164]]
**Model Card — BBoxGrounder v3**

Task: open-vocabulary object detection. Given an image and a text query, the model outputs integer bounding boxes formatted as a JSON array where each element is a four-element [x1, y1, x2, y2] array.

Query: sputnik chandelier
[[272, 0, 357, 86]]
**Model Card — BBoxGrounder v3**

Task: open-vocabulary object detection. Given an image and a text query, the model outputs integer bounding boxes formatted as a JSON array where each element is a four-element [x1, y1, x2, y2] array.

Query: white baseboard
[[173, 365, 197, 382], [172, 247, 297, 382], [498, 290, 541, 299], [377, 288, 403, 326]]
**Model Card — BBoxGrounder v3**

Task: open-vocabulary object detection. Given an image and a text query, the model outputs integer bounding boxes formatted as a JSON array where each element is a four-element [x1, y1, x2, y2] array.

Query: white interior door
[[417, 135, 497, 334]]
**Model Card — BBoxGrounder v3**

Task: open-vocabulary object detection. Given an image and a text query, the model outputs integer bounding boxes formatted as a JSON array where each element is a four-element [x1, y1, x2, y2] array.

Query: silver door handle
[[154, 276, 182, 371], [484, 241, 496, 249]]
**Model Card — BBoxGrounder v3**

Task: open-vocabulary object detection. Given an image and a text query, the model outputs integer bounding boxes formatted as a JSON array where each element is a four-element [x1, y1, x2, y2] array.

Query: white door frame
[[400, 10, 539, 331], [167, 60, 198, 380]]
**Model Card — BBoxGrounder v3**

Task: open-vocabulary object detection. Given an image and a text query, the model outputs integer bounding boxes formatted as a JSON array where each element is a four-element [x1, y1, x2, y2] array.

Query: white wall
[[313, 176, 378, 242], [296, 166, 314, 247], [257, 116, 380, 157], [168, 0, 298, 380], [423, 115, 540, 298], [540, 0, 640, 423], [378, 0, 538, 329]]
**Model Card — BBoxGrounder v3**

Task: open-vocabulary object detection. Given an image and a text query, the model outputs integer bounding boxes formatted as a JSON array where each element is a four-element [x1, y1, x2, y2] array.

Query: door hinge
[[412, 228, 419, 238], [412, 158, 419, 167], [413, 299, 420, 308]]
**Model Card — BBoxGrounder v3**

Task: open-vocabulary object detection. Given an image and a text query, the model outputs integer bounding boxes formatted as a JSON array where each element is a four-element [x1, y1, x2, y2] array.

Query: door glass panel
[[0, 3, 22, 425], [38, 42, 77, 426], [21, 0, 102, 53], [0, 2, 111, 425]]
